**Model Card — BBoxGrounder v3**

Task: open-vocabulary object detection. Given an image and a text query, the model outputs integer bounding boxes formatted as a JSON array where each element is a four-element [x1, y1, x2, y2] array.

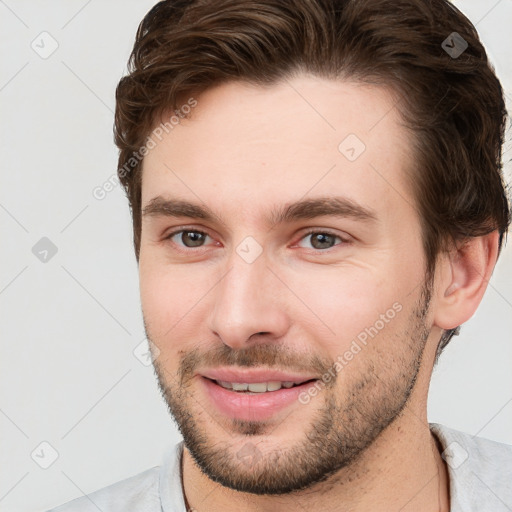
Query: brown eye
[[297, 231, 344, 250], [168, 230, 210, 248]]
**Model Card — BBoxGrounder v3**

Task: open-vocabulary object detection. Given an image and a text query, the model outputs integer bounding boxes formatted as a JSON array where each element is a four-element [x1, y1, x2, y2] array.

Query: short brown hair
[[114, 0, 510, 352]]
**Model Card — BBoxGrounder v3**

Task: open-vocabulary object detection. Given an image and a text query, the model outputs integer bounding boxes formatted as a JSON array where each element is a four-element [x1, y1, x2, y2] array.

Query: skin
[[138, 75, 499, 511]]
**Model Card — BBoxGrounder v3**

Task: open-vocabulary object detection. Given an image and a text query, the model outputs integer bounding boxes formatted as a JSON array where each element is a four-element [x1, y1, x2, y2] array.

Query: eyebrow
[[142, 195, 377, 228]]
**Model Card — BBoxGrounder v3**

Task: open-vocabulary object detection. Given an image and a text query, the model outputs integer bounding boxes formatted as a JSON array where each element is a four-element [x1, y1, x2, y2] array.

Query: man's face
[[139, 75, 437, 494]]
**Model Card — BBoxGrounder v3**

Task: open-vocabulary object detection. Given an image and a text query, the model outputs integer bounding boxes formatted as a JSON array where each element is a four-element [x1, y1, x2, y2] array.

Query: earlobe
[[434, 231, 500, 330]]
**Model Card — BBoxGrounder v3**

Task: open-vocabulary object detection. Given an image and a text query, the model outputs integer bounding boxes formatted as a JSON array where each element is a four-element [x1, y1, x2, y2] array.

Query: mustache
[[178, 343, 333, 384]]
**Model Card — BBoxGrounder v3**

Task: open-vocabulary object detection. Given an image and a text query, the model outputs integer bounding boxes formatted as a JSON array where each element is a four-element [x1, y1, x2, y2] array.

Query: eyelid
[[164, 226, 209, 238]]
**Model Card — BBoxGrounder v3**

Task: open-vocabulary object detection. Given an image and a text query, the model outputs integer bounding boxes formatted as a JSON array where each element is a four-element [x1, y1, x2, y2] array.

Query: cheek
[[299, 276, 412, 387], [286, 265, 418, 374], [139, 256, 214, 341], [287, 264, 409, 355], [139, 254, 184, 335]]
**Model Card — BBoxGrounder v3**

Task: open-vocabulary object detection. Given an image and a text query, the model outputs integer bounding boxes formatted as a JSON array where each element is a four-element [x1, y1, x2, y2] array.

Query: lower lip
[[200, 377, 318, 422]]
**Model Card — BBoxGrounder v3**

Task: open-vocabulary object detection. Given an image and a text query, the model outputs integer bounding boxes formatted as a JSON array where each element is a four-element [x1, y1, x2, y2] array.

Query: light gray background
[[0, 1, 511, 511]]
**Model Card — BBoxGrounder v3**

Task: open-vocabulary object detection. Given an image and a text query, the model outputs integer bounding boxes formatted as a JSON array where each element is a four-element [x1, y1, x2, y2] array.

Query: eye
[[163, 228, 348, 252], [166, 229, 212, 248], [296, 230, 346, 250]]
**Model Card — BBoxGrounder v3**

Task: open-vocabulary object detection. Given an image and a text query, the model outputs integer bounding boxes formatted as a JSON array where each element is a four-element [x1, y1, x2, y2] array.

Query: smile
[[201, 376, 319, 421]]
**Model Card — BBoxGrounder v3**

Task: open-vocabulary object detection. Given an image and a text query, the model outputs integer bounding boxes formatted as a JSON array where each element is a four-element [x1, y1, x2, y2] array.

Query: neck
[[181, 406, 450, 512]]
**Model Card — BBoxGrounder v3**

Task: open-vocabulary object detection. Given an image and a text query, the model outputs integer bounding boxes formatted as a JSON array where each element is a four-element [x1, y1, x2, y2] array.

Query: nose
[[207, 250, 289, 350]]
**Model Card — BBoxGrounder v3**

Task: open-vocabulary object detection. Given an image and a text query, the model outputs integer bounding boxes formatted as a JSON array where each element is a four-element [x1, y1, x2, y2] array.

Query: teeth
[[214, 380, 303, 392], [266, 381, 282, 391], [247, 382, 267, 393]]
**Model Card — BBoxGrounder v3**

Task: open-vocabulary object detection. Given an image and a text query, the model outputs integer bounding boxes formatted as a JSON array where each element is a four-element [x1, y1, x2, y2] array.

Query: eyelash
[[164, 227, 348, 253]]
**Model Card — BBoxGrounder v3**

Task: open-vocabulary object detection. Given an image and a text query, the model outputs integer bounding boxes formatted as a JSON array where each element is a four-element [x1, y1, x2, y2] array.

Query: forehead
[[141, 75, 416, 227]]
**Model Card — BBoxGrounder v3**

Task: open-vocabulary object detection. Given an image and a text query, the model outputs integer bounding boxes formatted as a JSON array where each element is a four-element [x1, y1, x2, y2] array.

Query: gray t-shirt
[[48, 423, 512, 511]]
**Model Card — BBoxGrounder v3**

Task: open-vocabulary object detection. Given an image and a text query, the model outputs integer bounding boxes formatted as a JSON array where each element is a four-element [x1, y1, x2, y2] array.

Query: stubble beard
[[148, 280, 433, 495]]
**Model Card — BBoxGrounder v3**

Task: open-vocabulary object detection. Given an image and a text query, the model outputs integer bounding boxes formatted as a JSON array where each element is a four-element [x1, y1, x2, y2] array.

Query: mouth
[[200, 374, 320, 422]]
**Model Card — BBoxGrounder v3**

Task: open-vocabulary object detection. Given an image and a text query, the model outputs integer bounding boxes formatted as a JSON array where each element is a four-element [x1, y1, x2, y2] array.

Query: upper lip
[[200, 367, 318, 384]]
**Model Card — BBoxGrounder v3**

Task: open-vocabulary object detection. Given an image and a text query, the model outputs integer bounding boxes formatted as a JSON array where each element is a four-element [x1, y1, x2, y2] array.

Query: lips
[[198, 368, 320, 421]]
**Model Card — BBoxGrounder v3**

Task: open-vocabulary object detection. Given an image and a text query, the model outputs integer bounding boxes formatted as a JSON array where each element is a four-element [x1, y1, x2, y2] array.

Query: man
[[51, 0, 511, 510]]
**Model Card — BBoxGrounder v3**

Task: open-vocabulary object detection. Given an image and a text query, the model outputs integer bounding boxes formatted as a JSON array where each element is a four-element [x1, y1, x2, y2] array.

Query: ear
[[434, 231, 500, 330]]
